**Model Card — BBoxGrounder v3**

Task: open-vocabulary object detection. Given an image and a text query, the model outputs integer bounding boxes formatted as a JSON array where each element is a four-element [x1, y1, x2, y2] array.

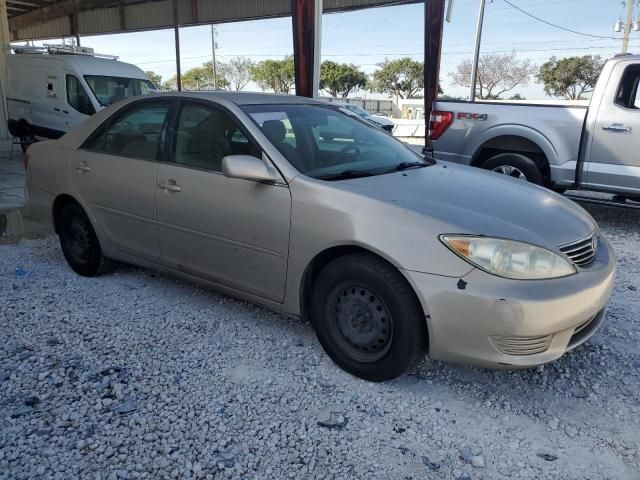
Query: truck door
[[585, 62, 640, 196], [31, 69, 67, 139], [64, 73, 96, 126]]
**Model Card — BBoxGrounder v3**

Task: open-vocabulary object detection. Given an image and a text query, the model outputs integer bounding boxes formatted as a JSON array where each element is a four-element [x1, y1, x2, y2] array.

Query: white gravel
[[1, 203, 639, 480]]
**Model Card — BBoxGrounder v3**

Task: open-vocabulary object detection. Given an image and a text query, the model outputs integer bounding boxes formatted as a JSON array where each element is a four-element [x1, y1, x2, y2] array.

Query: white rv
[[6, 45, 156, 150]]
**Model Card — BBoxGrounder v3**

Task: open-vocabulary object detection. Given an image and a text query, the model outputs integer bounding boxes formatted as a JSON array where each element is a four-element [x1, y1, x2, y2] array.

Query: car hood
[[337, 162, 597, 249], [368, 115, 394, 126]]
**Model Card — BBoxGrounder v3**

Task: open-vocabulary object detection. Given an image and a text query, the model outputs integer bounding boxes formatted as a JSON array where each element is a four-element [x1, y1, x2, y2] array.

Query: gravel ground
[[1, 203, 639, 480]]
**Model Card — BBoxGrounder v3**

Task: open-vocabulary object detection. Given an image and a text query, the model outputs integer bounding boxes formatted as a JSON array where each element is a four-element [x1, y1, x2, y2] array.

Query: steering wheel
[[335, 145, 361, 164]]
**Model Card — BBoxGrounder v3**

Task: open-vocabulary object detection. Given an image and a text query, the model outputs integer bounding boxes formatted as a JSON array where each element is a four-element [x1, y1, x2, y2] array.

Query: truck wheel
[[19, 132, 35, 153], [310, 253, 427, 382], [482, 153, 544, 186], [17, 121, 36, 153]]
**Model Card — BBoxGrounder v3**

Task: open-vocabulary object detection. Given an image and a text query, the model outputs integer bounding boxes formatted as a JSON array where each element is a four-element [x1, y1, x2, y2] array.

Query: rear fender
[[468, 124, 559, 166]]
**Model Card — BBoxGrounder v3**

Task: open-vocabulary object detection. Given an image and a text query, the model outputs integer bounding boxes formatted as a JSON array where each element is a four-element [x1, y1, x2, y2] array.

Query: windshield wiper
[[315, 170, 377, 181], [394, 162, 430, 171]]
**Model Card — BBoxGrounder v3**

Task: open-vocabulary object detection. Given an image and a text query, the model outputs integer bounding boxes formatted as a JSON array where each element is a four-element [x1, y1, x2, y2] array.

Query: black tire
[[17, 121, 35, 154], [310, 253, 427, 382], [482, 152, 544, 186], [58, 202, 115, 277]]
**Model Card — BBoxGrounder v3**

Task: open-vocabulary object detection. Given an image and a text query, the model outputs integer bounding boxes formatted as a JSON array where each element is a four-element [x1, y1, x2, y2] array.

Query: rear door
[[585, 62, 640, 195], [156, 100, 292, 301], [70, 98, 173, 261]]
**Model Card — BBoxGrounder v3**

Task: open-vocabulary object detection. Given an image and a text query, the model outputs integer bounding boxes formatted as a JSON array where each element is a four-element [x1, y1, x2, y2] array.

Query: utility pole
[[470, 0, 486, 101], [211, 25, 218, 90], [0, 0, 11, 140], [622, 0, 634, 54]]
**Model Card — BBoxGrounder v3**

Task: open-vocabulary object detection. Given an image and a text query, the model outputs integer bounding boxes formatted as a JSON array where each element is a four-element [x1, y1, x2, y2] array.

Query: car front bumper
[[402, 235, 616, 368]]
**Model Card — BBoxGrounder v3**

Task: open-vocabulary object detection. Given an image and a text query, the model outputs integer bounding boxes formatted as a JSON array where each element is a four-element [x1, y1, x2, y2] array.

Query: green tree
[[537, 55, 604, 100], [449, 52, 536, 99], [319, 61, 367, 98], [220, 57, 255, 91], [250, 57, 295, 94], [145, 70, 163, 88], [179, 62, 229, 90], [371, 58, 424, 99]]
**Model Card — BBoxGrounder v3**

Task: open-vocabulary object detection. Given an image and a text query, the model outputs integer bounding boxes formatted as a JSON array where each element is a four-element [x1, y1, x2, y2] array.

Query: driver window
[[615, 66, 640, 109], [66, 75, 95, 115], [173, 103, 261, 172]]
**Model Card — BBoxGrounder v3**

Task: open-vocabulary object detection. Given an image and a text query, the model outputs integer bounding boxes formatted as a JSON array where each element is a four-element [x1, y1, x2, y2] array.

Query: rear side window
[[615, 66, 640, 109], [84, 101, 170, 161], [66, 75, 95, 116]]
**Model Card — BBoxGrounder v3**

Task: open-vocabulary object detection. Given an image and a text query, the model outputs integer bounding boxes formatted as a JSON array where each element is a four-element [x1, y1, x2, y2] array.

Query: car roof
[[166, 91, 329, 106], [8, 53, 148, 79]]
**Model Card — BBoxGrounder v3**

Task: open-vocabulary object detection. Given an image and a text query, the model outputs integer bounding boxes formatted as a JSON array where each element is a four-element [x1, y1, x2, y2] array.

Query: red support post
[[291, 0, 317, 97], [424, 0, 446, 155]]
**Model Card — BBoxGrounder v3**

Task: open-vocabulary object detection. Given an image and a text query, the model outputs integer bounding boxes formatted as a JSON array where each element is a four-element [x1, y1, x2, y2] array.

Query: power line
[[137, 43, 639, 67], [500, 0, 615, 39]]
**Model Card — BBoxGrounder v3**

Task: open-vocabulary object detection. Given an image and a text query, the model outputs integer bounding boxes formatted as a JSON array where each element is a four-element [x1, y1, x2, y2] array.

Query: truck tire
[[16, 120, 35, 153], [482, 153, 544, 186]]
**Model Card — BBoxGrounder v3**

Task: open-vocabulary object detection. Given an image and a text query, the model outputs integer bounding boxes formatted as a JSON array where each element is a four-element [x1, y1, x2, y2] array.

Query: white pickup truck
[[431, 54, 640, 200]]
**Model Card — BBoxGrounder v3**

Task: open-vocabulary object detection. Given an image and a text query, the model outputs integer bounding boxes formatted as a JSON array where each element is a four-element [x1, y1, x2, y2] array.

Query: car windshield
[[242, 104, 431, 180], [344, 104, 369, 116], [84, 76, 156, 107]]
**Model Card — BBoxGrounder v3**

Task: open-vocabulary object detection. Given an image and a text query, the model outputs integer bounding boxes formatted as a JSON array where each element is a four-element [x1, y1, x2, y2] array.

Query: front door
[[156, 101, 292, 302], [71, 99, 172, 261], [585, 62, 640, 195]]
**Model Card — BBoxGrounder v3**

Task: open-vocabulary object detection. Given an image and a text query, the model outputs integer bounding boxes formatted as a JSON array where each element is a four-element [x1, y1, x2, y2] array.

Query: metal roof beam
[[10, 0, 107, 31]]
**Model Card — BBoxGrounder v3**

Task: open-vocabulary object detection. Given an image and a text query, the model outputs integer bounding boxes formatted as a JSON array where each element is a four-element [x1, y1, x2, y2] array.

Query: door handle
[[54, 107, 60, 112], [158, 180, 182, 193], [74, 161, 91, 173], [602, 123, 632, 132]]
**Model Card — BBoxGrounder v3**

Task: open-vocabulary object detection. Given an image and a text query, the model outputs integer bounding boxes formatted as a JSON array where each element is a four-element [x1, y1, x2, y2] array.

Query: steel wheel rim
[[326, 283, 393, 363], [64, 218, 91, 264], [492, 165, 527, 181]]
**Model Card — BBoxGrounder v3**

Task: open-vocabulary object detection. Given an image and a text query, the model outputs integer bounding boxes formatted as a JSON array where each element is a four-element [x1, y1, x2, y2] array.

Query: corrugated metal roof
[[8, 0, 421, 41]]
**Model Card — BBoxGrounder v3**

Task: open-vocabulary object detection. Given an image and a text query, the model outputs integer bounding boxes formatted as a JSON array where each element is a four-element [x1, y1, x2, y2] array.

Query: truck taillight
[[428, 111, 453, 140]]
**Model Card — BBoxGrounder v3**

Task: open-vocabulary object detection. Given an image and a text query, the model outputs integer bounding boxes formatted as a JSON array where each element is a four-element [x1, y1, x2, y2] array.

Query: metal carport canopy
[[7, 0, 420, 41]]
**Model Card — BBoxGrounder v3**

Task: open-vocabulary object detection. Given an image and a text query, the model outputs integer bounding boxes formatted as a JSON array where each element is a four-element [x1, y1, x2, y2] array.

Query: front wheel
[[58, 203, 115, 277], [311, 253, 427, 382], [482, 152, 544, 186]]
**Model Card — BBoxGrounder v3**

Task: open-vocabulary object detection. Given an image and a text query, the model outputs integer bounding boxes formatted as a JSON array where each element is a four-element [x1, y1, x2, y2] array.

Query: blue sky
[[24, 0, 640, 99]]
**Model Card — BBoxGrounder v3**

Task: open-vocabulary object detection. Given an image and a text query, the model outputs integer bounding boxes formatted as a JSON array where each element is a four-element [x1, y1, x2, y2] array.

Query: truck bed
[[432, 100, 588, 176]]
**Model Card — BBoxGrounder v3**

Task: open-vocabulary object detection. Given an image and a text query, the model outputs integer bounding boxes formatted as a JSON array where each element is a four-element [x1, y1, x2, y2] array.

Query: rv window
[[84, 76, 156, 107], [66, 75, 95, 116], [47, 76, 57, 98]]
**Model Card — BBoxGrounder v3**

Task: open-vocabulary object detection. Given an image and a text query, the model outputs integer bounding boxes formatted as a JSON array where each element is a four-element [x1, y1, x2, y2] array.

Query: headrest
[[262, 120, 286, 143]]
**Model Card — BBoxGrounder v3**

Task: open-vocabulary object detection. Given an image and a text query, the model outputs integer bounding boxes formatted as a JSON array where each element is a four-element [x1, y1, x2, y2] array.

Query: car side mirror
[[221, 155, 281, 183]]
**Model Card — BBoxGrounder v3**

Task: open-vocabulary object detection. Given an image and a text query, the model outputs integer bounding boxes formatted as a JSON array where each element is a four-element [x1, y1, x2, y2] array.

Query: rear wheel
[[58, 202, 114, 277], [17, 122, 36, 153], [482, 152, 544, 186], [310, 253, 427, 382]]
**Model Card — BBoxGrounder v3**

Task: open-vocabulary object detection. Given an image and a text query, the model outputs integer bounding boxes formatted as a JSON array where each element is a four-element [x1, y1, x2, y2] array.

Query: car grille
[[489, 334, 552, 356], [559, 234, 597, 268]]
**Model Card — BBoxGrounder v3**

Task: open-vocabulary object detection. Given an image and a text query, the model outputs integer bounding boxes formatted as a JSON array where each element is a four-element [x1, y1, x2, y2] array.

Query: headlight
[[440, 235, 576, 280]]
